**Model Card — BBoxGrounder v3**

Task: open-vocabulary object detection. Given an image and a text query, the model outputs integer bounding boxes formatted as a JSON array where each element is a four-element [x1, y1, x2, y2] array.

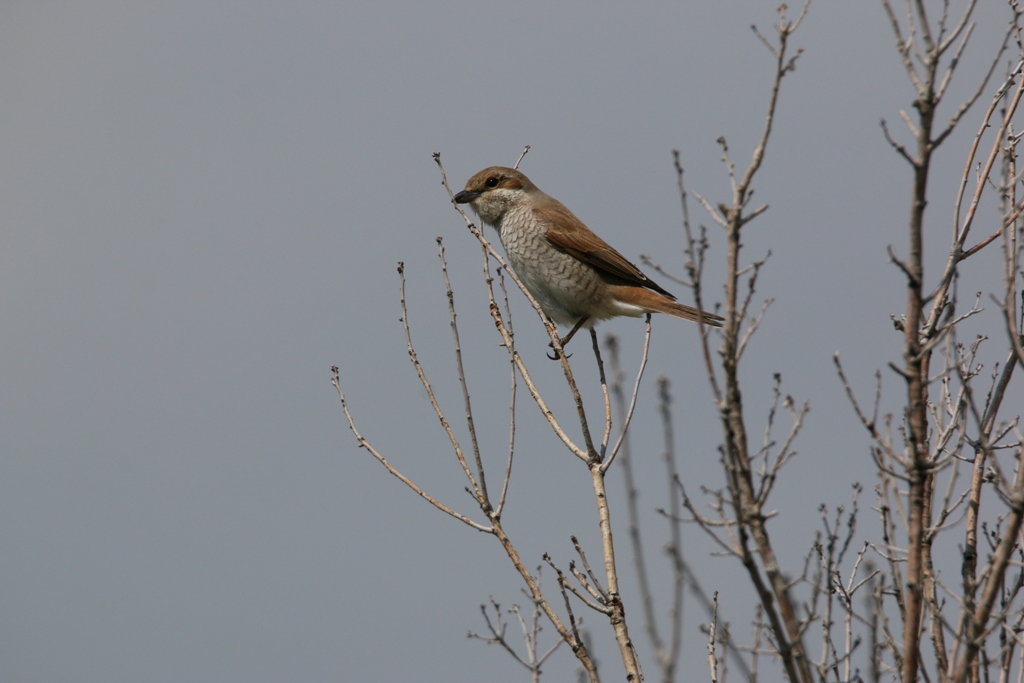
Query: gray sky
[[1, 2, 1017, 681]]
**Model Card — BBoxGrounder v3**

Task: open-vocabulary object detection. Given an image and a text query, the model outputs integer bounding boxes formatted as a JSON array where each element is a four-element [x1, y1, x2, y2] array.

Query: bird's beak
[[453, 190, 478, 204]]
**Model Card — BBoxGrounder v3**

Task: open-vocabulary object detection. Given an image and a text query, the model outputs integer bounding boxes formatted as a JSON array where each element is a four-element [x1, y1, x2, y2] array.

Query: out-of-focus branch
[[708, 592, 720, 683], [952, 451, 1024, 682], [872, 2, 1021, 679]]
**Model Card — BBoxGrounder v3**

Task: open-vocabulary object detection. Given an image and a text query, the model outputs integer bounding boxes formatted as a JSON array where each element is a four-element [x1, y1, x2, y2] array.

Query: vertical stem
[[590, 462, 641, 680], [610, 338, 667, 677], [902, 73, 937, 683], [710, 11, 813, 683]]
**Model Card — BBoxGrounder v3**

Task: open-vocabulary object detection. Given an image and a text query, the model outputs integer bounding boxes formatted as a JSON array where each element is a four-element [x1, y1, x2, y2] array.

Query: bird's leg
[[559, 316, 589, 347], [547, 316, 590, 360]]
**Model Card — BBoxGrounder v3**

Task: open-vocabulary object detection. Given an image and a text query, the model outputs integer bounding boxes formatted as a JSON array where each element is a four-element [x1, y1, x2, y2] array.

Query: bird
[[453, 166, 723, 352]]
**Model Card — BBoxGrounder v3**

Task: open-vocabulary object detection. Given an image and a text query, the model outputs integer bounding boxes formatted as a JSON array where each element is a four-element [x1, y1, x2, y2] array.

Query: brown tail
[[618, 287, 724, 327]]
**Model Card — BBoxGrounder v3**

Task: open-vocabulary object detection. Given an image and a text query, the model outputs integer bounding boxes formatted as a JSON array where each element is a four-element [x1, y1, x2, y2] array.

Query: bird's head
[[453, 166, 536, 227]]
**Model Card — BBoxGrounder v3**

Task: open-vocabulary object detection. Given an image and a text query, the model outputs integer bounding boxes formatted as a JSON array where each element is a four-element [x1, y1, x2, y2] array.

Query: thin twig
[[601, 315, 652, 472], [331, 367, 491, 532]]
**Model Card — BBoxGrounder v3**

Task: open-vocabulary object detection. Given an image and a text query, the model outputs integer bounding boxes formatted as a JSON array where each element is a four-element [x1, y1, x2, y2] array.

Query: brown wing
[[538, 200, 677, 299]]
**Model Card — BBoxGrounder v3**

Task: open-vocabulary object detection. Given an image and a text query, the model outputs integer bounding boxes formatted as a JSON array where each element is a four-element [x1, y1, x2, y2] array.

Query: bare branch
[[332, 367, 491, 532], [708, 592, 720, 683], [601, 315, 652, 472], [438, 238, 490, 507], [513, 145, 531, 171]]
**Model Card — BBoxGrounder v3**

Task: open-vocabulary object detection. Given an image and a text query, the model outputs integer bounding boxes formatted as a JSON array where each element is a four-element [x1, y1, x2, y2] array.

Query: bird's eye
[[485, 177, 499, 188]]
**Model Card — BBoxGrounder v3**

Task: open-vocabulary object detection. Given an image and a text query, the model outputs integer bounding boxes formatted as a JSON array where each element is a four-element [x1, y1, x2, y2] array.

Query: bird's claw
[[547, 341, 571, 361]]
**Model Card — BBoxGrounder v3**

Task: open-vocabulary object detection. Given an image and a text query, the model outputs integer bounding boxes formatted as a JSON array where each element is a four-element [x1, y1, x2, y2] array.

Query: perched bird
[[454, 166, 723, 350]]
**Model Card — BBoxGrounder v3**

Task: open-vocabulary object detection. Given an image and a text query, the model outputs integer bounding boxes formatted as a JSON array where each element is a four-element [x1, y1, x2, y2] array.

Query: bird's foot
[[546, 345, 572, 361]]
